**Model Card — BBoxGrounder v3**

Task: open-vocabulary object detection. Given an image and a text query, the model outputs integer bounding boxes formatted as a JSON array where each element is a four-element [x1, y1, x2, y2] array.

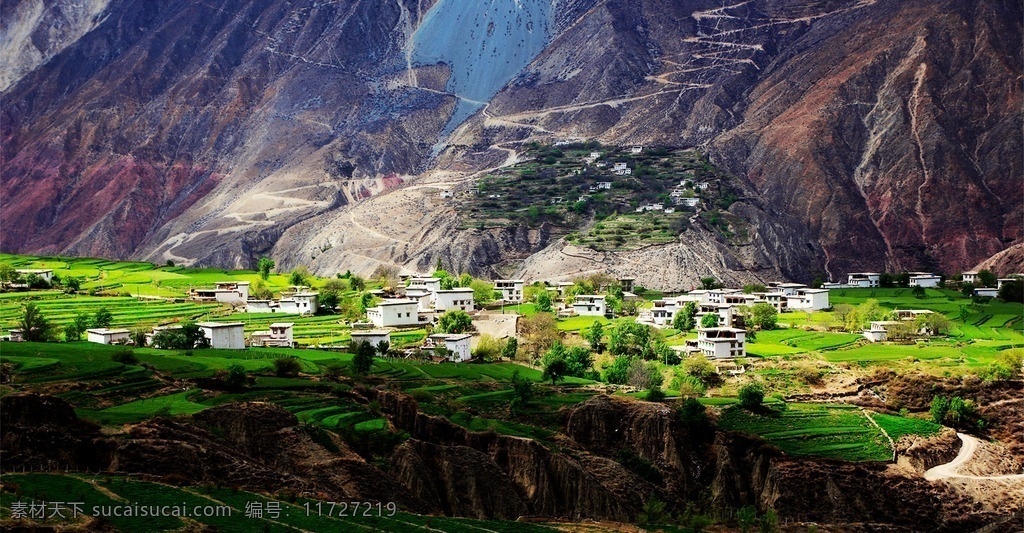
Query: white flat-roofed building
[[495, 280, 525, 303], [86, 328, 131, 345], [250, 322, 294, 348], [408, 276, 442, 294], [893, 309, 933, 321], [350, 330, 392, 350], [996, 276, 1023, 289], [961, 271, 978, 284], [405, 289, 433, 312], [764, 292, 788, 313], [198, 322, 245, 349], [768, 282, 807, 296], [847, 272, 880, 288], [214, 281, 249, 302], [974, 287, 999, 298], [367, 299, 421, 327], [696, 304, 734, 328], [15, 269, 53, 283], [435, 288, 475, 312], [862, 321, 900, 343], [573, 295, 607, 316], [279, 291, 318, 315], [909, 273, 941, 288], [424, 333, 472, 362], [697, 327, 746, 359], [6, 328, 24, 342], [786, 288, 830, 311]]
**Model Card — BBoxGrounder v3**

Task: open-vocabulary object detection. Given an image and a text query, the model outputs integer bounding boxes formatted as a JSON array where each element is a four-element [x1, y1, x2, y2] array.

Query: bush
[[352, 341, 375, 374], [273, 357, 302, 377], [111, 349, 139, 365], [795, 364, 823, 385], [436, 310, 473, 334], [223, 364, 249, 390], [645, 387, 666, 402], [738, 383, 764, 410], [323, 363, 344, 381]]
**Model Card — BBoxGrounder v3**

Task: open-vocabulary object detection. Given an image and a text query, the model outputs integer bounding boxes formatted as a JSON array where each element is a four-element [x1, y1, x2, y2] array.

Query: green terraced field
[[717, 403, 899, 462]]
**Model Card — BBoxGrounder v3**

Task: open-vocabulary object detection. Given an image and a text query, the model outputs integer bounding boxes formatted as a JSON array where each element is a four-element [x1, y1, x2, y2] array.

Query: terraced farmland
[[718, 403, 894, 462]]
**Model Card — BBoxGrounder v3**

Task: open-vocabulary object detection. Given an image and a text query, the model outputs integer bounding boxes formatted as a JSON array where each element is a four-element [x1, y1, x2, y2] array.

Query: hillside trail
[[924, 433, 1024, 481]]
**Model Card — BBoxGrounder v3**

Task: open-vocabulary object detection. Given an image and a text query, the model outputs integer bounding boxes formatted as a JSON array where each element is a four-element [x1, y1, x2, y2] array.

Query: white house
[[198, 322, 245, 349], [86, 328, 131, 345], [613, 162, 628, 172], [367, 299, 421, 327], [573, 295, 607, 316], [847, 272, 881, 288], [862, 321, 900, 343], [893, 309, 933, 321], [961, 271, 978, 284], [15, 269, 53, 284], [350, 330, 392, 350], [5, 328, 24, 342], [405, 288, 434, 312], [678, 197, 699, 207], [250, 323, 294, 348], [278, 290, 319, 315], [495, 280, 525, 303], [696, 327, 746, 359], [647, 298, 682, 327], [786, 288, 830, 311], [996, 276, 1023, 289], [588, 151, 601, 160], [630, 146, 643, 154], [434, 288, 475, 312], [909, 273, 941, 288], [974, 287, 999, 298], [694, 181, 710, 190], [440, 190, 454, 198], [424, 333, 472, 362], [408, 276, 442, 294], [596, 181, 612, 190]]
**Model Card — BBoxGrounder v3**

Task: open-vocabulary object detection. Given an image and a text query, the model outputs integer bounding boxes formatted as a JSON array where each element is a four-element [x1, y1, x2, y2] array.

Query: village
[[5, 259, 1019, 377]]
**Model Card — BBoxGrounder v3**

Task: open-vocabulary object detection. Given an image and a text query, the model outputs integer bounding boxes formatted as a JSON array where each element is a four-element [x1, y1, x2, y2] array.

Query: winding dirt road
[[924, 433, 1024, 481]]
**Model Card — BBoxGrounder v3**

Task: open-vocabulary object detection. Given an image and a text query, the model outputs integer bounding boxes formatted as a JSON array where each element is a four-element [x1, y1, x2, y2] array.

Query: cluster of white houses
[[636, 282, 831, 360]]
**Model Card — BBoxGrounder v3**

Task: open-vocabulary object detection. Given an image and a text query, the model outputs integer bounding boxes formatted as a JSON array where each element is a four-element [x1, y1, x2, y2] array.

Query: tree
[[130, 327, 149, 347], [376, 340, 391, 357], [564, 346, 593, 378], [63, 276, 81, 292], [750, 302, 777, 330], [318, 279, 347, 311], [273, 357, 302, 377], [0, 263, 17, 287], [998, 278, 1024, 303], [742, 284, 767, 294], [323, 363, 345, 381], [683, 355, 718, 386], [915, 312, 951, 336], [257, 257, 275, 280], [348, 275, 366, 291], [977, 269, 996, 288], [250, 279, 274, 300], [738, 383, 764, 410], [501, 337, 519, 360], [180, 321, 210, 349], [518, 313, 560, 359], [352, 341, 375, 374], [737, 506, 758, 533], [603, 356, 634, 384], [678, 398, 713, 436], [700, 313, 719, 329], [608, 321, 652, 357], [289, 266, 311, 287], [64, 322, 83, 341], [699, 277, 719, 290], [930, 395, 950, 424], [535, 290, 553, 312], [674, 301, 697, 331], [437, 310, 473, 334], [510, 369, 535, 412], [584, 320, 604, 351], [19, 303, 52, 342], [627, 358, 663, 389], [542, 356, 569, 385], [911, 286, 926, 298], [93, 307, 114, 328], [470, 279, 495, 305], [472, 334, 502, 362]]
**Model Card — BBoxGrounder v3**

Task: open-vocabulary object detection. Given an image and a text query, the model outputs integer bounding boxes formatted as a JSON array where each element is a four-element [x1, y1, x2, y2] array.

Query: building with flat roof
[[366, 299, 421, 327], [86, 328, 131, 345], [435, 288, 475, 312], [198, 322, 245, 349], [350, 330, 392, 350], [696, 328, 746, 359], [424, 333, 472, 362], [572, 295, 606, 316], [494, 280, 525, 303], [250, 322, 294, 348]]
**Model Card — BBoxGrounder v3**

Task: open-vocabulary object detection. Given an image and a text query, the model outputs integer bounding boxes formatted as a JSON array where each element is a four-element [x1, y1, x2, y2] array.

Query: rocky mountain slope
[[2, 0, 1021, 282]]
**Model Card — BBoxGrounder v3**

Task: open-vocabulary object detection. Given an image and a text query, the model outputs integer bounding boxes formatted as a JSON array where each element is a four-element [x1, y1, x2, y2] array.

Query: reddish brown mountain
[[1, 0, 1020, 280]]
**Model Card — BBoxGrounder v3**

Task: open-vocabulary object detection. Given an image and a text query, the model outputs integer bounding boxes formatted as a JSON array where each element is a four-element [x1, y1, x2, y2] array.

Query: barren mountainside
[[1, 0, 1021, 283]]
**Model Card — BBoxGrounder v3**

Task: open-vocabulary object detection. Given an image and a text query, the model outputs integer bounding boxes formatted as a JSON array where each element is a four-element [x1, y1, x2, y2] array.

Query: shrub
[[223, 364, 249, 390], [323, 363, 344, 381], [738, 383, 764, 410], [436, 310, 473, 334], [273, 357, 302, 377], [795, 364, 823, 386], [645, 387, 666, 402], [111, 349, 139, 365]]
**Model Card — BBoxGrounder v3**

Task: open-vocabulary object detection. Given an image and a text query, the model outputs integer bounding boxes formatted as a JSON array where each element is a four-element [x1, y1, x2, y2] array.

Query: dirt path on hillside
[[924, 433, 1024, 481]]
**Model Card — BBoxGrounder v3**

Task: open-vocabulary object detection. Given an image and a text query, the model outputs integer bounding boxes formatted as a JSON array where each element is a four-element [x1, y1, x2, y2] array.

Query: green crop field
[[718, 403, 900, 462], [0, 473, 557, 532]]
